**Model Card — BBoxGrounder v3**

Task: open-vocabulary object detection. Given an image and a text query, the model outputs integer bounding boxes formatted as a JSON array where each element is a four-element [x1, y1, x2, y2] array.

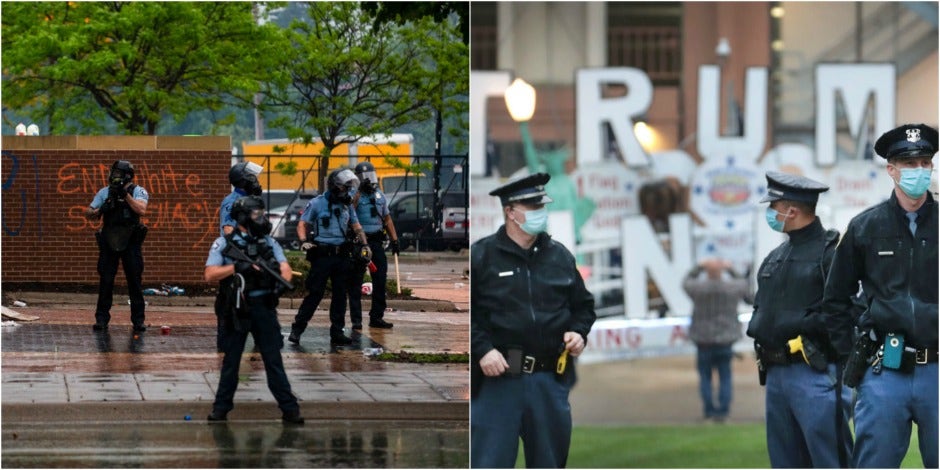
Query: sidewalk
[[1, 257, 470, 424]]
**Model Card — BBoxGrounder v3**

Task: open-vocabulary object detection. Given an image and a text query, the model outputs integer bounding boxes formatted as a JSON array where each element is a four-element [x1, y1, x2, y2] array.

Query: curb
[[3, 292, 460, 313], [2, 401, 468, 424]]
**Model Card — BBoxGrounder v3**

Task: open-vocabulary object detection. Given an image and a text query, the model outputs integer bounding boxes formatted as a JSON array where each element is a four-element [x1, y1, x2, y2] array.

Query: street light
[[504, 78, 536, 122]]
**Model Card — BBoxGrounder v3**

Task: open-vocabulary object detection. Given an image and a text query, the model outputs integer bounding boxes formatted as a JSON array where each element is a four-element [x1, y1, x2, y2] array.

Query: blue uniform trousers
[[94, 239, 145, 327], [212, 296, 299, 415], [471, 372, 572, 468], [765, 362, 853, 468], [852, 362, 938, 468], [696, 343, 734, 419], [293, 253, 351, 338], [348, 240, 389, 325]]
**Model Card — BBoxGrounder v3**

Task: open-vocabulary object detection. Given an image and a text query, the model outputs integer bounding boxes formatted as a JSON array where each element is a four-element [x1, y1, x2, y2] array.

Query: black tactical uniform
[[822, 124, 938, 468], [746, 171, 852, 467], [470, 173, 596, 468], [89, 160, 149, 332]]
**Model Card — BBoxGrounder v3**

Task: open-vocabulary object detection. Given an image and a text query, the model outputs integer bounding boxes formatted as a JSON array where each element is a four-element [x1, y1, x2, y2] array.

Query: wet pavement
[[2, 420, 468, 468], [1, 255, 469, 467]]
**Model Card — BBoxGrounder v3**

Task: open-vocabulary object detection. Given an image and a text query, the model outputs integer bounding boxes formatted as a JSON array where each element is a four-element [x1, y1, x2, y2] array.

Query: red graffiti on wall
[[59, 162, 218, 248]]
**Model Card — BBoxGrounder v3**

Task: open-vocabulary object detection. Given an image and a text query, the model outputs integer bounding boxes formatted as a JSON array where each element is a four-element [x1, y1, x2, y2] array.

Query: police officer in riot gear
[[348, 161, 398, 330], [205, 195, 303, 424], [215, 161, 264, 352], [746, 171, 852, 467], [289, 168, 370, 346], [823, 124, 938, 468], [471, 173, 596, 468], [85, 160, 150, 332], [220, 162, 264, 236]]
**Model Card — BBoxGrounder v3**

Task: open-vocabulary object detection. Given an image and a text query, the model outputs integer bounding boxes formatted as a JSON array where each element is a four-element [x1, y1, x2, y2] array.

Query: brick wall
[[1, 136, 231, 288]]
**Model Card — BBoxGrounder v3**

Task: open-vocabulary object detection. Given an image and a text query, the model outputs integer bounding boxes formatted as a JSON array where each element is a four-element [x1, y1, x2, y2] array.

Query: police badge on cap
[[489, 173, 553, 206], [874, 124, 939, 160]]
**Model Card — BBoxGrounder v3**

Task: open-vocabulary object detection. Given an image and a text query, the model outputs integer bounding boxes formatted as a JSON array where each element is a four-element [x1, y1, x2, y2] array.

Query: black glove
[[801, 313, 828, 336], [390, 239, 400, 256], [110, 184, 126, 199], [234, 260, 256, 275]]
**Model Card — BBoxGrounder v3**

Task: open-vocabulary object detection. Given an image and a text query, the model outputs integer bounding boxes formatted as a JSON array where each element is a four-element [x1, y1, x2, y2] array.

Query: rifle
[[222, 243, 294, 292]]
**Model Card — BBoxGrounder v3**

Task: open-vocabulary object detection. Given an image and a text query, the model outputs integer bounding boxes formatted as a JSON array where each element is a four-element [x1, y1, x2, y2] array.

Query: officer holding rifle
[[204, 195, 303, 425]]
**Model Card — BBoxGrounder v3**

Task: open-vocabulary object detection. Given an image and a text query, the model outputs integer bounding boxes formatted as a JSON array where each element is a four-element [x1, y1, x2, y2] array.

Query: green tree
[[361, 2, 469, 45], [261, 2, 468, 189], [2, 2, 282, 135]]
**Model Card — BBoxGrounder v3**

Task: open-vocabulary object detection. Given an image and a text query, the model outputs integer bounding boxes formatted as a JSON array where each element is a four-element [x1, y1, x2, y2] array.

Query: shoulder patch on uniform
[[211, 239, 222, 251]]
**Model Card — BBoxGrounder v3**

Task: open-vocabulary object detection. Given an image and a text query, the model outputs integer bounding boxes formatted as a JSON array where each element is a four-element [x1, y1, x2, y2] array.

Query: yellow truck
[[241, 134, 414, 191]]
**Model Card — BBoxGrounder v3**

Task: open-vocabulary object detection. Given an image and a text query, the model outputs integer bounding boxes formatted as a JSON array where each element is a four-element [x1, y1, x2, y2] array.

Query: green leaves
[[3, 2, 280, 134], [2, 1, 467, 153]]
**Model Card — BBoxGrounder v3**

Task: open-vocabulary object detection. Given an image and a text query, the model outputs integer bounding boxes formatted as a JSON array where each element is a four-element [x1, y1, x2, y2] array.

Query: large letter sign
[[622, 213, 693, 318], [576, 67, 653, 167], [815, 64, 896, 167], [696, 65, 768, 162]]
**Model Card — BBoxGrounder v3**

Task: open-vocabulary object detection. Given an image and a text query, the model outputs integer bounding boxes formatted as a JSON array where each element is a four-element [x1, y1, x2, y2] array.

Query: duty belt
[[365, 232, 385, 243], [315, 244, 347, 256], [521, 355, 557, 374], [904, 347, 939, 365], [759, 348, 804, 367]]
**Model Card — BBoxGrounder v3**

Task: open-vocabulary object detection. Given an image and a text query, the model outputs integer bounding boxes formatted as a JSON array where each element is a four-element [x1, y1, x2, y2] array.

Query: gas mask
[[243, 174, 262, 196], [328, 169, 359, 204], [358, 170, 379, 193], [109, 168, 130, 187], [246, 208, 272, 238]]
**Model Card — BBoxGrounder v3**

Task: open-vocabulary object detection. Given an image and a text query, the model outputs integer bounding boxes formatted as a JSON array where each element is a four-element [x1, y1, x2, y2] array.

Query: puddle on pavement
[[2, 420, 468, 468]]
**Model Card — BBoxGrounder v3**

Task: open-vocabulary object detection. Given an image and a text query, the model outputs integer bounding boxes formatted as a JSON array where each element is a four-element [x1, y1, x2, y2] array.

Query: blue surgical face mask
[[513, 207, 548, 235], [895, 167, 933, 198], [765, 207, 786, 232]]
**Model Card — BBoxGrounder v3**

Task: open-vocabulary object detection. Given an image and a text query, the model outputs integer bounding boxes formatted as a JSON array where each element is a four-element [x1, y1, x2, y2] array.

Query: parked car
[[262, 190, 317, 249], [441, 206, 469, 251], [388, 191, 467, 251]]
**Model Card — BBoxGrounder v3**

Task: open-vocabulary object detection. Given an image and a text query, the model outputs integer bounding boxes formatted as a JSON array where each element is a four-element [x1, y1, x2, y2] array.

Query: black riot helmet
[[231, 195, 272, 238], [326, 168, 359, 204], [109, 160, 135, 186], [354, 161, 379, 193], [229, 162, 263, 196]]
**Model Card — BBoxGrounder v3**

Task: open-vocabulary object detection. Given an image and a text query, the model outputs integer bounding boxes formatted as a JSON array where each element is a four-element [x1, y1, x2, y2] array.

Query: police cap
[[489, 172, 553, 206], [759, 171, 829, 204], [874, 124, 938, 160]]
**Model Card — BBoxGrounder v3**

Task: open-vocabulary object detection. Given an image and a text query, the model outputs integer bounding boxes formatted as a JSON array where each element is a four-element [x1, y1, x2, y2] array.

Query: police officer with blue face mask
[[823, 123, 938, 468], [747, 171, 853, 468], [289, 168, 369, 346], [470, 172, 596, 468]]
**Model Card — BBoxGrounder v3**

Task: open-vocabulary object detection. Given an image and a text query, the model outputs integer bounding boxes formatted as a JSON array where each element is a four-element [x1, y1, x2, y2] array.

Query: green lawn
[[514, 424, 924, 468]]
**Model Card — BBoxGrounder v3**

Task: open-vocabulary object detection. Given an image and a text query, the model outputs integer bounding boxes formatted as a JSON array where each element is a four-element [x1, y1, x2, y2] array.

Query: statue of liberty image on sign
[[505, 78, 596, 244]]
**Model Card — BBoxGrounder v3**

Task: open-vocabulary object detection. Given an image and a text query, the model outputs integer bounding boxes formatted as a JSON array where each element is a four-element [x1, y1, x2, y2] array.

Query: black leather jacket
[[470, 226, 596, 361], [823, 191, 939, 357], [747, 218, 838, 354]]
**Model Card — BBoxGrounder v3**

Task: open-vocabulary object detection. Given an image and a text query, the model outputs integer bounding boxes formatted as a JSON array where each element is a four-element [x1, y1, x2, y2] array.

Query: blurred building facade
[[474, 1, 938, 175]]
